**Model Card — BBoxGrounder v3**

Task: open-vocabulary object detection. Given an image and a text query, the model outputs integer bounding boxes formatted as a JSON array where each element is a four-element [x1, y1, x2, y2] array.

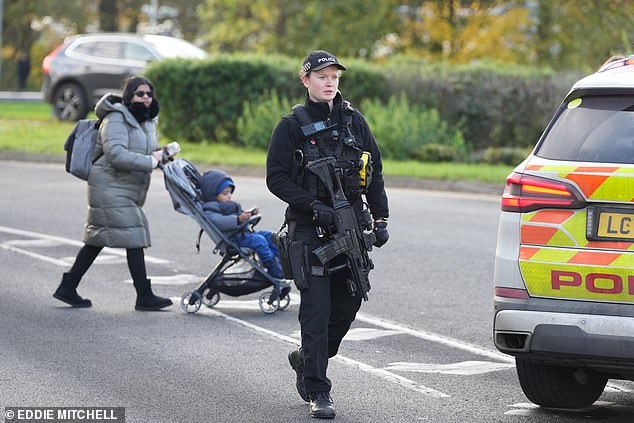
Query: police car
[[493, 56, 634, 408]]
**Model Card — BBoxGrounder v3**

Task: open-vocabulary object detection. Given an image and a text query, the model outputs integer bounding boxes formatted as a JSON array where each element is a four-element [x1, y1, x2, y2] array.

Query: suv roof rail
[[598, 54, 634, 72]]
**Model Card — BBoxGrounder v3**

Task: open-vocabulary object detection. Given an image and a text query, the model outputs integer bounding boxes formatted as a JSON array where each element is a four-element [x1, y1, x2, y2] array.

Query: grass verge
[[0, 102, 513, 184]]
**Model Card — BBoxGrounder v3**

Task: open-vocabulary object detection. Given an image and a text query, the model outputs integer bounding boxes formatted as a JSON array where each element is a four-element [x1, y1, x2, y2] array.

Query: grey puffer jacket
[[83, 93, 158, 248]]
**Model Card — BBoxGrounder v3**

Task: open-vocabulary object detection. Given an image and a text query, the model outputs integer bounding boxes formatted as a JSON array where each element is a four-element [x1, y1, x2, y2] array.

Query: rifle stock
[[306, 157, 375, 300]]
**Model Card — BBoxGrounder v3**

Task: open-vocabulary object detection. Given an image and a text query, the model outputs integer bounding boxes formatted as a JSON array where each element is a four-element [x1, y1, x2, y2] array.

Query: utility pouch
[[289, 241, 309, 290], [359, 151, 373, 190], [276, 231, 293, 279], [342, 168, 362, 198]]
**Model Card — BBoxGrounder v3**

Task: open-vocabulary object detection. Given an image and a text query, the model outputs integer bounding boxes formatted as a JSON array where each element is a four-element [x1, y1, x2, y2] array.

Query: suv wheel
[[52, 83, 88, 121], [516, 358, 607, 408]]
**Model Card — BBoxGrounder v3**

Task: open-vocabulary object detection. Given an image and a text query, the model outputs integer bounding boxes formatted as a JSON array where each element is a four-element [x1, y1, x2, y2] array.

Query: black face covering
[[128, 99, 159, 123]]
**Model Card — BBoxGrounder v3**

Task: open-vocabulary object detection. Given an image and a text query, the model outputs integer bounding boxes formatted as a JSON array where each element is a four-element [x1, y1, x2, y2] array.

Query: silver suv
[[494, 56, 634, 409], [42, 32, 207, 121]]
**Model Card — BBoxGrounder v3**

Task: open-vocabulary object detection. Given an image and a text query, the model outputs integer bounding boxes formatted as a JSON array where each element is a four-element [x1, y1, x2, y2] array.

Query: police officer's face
[[302, 66, 341, 105]]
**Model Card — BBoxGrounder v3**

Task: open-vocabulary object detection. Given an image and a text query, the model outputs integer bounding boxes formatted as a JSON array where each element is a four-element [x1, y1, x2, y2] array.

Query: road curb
[[0, 91, 42, 102]]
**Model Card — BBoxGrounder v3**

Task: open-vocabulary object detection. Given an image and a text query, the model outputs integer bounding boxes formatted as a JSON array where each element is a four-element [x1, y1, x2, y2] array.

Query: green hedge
[[382, 61, 583, 151], [144, 53, 389, 142], [360, 94, 465, 161], [145, 53, 584, 163], [236, 92, 464, 162], [237, 91, 302, 149]]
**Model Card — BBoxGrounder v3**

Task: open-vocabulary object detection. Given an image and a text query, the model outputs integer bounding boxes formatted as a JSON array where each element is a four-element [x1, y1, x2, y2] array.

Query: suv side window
[[85, 41, 124, 59], [72, 42, 96, 56], [123, 43, 156, 62], [69, 41, 123, 60], [535, 95, 634, 163]]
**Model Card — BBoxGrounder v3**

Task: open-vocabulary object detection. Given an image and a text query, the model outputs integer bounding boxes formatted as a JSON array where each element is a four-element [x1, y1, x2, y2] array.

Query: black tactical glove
[[311, 201, 337, 230], [373, 220, 389, 248]]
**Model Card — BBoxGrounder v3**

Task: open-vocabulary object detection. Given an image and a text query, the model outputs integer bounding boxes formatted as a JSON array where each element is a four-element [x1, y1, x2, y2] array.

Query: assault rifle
[[307, 157, 376, 300]]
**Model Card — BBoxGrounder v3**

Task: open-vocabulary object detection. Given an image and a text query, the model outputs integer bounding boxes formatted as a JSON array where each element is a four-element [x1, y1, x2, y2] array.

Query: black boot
[[309, 392, 336, 419], [134, 279, 173, 311], [288, 348, 309, 402], [53, 272, 92, 308]]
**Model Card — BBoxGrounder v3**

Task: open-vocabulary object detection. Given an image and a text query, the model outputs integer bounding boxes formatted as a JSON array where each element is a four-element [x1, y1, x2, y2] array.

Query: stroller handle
[[235, 214, 261, 234]]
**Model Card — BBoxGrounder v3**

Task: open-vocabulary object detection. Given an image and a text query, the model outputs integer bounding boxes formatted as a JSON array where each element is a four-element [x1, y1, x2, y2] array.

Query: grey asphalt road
[[1, 161, 634, 423]]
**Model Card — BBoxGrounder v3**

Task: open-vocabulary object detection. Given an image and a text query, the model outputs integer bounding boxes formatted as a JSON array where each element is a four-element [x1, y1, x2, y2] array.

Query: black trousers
[[291, 222, 363, 394]]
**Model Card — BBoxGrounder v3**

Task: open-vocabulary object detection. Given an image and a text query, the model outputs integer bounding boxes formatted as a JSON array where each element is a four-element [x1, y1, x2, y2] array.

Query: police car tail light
[[501, 172, 585, 213], [495, 287, 529, 299]]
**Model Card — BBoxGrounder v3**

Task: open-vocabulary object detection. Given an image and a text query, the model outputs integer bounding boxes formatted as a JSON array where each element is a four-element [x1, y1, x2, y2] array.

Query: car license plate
[[587, 207, 634, 241]]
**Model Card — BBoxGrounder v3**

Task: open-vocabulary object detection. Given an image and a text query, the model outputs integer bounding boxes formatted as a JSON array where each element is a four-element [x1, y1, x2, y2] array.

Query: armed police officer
[[266, 50, 389, 419]]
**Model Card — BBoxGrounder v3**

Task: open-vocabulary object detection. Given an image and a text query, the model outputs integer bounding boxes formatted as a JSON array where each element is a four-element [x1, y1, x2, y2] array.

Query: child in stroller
[[161, 158, 291, 314], [198, 169, 285, 280]]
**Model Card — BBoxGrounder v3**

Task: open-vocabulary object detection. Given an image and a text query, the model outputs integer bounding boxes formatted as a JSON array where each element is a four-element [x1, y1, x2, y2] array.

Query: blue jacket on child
[[199, 169, 283, 278]]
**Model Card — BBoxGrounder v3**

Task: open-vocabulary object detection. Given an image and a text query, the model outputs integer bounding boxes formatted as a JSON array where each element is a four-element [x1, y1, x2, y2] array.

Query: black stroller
[[161, 158, 291, 314]]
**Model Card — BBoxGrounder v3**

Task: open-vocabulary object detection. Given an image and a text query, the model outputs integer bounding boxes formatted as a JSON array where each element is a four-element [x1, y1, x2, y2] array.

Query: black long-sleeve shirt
[[266, 93, 389, 221]]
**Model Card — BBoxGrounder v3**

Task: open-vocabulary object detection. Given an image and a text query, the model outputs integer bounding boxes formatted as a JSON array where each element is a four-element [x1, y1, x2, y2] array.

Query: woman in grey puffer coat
[[53, 76, 172, 311]]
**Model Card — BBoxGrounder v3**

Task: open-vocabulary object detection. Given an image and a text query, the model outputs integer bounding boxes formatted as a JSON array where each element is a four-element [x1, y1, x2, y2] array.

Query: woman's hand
[[151, 151, 162, 168]]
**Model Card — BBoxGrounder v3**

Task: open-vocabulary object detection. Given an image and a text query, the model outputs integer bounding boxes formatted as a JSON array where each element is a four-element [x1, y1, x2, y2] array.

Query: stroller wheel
[[180, 291, 202, 314], [201, 288, 220, 308], [278, 293, 291, 311], [258, 292, 280, 314]]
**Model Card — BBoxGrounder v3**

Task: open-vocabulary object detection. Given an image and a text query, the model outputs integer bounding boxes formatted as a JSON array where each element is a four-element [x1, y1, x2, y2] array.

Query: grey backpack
[[63, 119, 102, 180]]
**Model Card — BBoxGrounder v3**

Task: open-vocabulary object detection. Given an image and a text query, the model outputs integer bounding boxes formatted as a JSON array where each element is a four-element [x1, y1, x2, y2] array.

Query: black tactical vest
[[292, 102, 365, 204]]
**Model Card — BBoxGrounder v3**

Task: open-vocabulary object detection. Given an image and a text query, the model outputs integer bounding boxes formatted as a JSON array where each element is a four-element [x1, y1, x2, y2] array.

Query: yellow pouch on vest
[[359, 151, 372, 187]]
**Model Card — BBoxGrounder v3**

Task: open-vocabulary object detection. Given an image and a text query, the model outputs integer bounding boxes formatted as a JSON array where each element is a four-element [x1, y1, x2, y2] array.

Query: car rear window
[[535, 95, 634, 163], [145, 36, 207, 59], [123, 42, 155, 61]]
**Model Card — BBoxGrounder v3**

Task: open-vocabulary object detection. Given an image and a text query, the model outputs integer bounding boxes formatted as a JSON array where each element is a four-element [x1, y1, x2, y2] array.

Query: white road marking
[[124, 274, 202, 286], [333, 354, 449, 398], [505, 401, 616, 416], [5, 239, 63, 247], [342, 327, 403, 341], [0, 225, 559, 389], [605, 382, 633, 393], [355, 310, 515, 364], [384, 360, 515, 375], [183, 300, 449, 399], [0, 225, 169, 264], [288, 293, 514, 364], [0, 243, 70, 267], [210, 301, 265, 311]]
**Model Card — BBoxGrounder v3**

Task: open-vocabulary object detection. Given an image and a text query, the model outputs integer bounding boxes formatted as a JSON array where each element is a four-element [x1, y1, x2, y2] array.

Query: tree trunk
[[99, 0, 119, 31]]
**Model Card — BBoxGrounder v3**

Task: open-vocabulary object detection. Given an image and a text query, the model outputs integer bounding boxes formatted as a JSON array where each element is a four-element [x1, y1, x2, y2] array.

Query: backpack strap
[[291, 105, 322, 196], [292, 104, 311, 127], [91, 119, 104, 164], [340, 100, 358, 149]]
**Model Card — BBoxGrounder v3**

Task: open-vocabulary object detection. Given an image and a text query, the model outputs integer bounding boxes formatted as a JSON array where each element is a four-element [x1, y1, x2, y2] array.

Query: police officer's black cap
[[301, 50, 347, 74]]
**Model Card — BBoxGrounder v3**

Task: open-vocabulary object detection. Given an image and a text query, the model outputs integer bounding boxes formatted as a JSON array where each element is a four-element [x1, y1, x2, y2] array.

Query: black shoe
[[135, 293, 173, 311], [309, 392, 335, 419], [288, 349, 309, 402], [53, 287, 92, 308]]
